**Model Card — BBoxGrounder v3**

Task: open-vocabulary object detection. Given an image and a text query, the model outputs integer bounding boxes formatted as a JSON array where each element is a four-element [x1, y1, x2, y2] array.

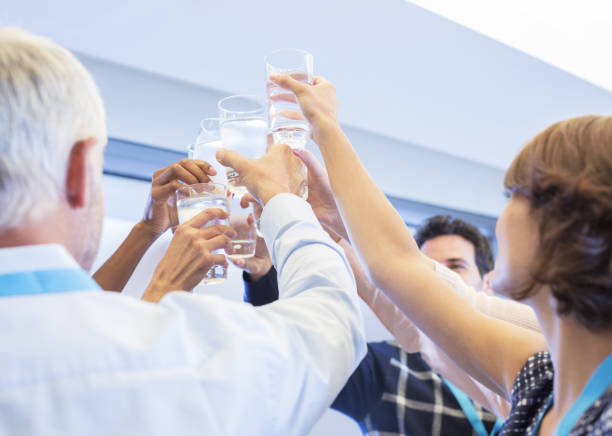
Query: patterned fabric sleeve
[[499, 352, 554, 435]]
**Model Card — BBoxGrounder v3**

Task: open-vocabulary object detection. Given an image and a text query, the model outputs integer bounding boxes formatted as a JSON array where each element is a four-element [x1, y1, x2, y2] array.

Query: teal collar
[[0, 268, 101, 297], [443, 378, 504, 436]]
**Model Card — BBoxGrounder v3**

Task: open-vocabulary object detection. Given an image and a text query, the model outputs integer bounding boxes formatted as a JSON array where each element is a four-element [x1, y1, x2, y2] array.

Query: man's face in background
[[420, 234, 483, 289]]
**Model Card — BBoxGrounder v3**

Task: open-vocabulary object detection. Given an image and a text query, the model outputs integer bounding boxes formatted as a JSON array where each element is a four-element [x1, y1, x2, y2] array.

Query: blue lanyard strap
[[555, 352, 612, 436], [443, 378, 504, 436], [0, 268, 101, 297]]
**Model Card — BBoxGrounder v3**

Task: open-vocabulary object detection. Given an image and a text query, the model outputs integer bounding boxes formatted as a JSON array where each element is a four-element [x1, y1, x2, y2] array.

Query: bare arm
[[339, 238, 535, 417], [93, 159, 215, 292], [273, 74, 547, 399], [92, 222, 158, 291]]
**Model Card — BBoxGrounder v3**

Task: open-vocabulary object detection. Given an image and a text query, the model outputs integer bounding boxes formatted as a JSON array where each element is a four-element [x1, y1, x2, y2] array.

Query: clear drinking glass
[[217, 95, 267, 258], [265, 49, 313, 149], [175, 183, 229, 285], [188, 118, 227, 185], [265, 49, 313, 198], [218, 95, 268, 189]]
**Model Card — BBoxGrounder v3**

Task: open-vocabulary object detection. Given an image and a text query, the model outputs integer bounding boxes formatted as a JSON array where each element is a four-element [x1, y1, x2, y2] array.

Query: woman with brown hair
[[270, 74, 612, 434]]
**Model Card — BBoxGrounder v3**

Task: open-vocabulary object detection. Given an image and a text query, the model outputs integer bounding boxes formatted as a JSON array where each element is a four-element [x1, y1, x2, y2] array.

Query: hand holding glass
[[265, 49, 313, 149], [176, 183, 229, 285], [188, 118, 226, 185]]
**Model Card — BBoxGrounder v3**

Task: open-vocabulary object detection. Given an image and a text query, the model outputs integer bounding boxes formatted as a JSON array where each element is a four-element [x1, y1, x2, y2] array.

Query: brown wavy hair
[[504, 115, 612, 331]]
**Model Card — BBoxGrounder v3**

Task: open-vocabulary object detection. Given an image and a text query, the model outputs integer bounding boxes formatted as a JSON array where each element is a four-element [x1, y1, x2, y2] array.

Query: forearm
[[93, 221, 159, 292], [315, 122, 421, 287], [316, 123, 544, 397], [340, 238, 518, 413], [338, 239, 423, 352]]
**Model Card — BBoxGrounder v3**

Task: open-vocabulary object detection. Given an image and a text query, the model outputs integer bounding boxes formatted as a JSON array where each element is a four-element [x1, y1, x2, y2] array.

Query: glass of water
[[176, 183, 229, 286], [265, 48, 313, 149], [218, 95, 268, 188], [265, 49, 313, 198], [188, 118, 227, 185], [218, 95, 267, 258]]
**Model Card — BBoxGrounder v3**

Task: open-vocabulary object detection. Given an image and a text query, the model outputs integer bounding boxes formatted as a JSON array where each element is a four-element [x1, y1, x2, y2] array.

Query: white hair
[[0, 28, 107, 232]]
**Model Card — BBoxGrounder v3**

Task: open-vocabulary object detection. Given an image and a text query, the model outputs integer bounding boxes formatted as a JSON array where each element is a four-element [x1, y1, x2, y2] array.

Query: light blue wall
[[82, 54, 506, 219]]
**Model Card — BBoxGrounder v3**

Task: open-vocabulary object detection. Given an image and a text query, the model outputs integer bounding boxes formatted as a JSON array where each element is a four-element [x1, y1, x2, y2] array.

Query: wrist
[[260, 184, 291, 205], [134, 220, 164, 241], [142, 280, 167, 303], [311, 117, 342, 142], [246, 263, 273, 282]]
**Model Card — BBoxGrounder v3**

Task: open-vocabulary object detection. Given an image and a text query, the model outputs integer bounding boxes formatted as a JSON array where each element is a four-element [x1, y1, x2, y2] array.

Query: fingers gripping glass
[[265, 48, 313, 149], [175, 183, 229, 285], [217, 95, 267, 252], [187, 118, 226, 185], [265, 49, 313, 199], [217, 94, 268, 190]]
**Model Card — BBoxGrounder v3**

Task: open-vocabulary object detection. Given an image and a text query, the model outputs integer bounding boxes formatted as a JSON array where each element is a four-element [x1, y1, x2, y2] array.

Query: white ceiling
[[3, 0, 612, 169], [407, 0, 612, 93]]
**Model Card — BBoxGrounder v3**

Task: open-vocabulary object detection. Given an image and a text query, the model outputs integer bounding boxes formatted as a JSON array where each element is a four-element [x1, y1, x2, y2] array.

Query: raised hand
[[216, 144, 304, 205], [142, 159, 216, 237], [294, 149, 349, 241], [142, 208, 235, 303], [269, 75, 339, 143], [231, 236, 273, 281]]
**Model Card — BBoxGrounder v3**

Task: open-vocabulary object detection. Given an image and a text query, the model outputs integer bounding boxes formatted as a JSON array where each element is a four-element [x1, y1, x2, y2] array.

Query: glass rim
[[187, 139, 221, 150], [217, 94, 266, 117], [264, 48, 313, 65], [199, 117, 222, 132]]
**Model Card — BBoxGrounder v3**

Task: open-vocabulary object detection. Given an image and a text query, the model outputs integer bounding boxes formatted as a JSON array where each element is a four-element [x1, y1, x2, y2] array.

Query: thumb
[[294, 149, 327, 179], [216, 148, 251, 173], [270, 73, 307, 96], [240, 193, 257, 209]]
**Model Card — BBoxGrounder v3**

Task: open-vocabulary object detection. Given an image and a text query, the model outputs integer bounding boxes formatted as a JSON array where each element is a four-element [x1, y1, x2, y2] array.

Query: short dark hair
[[414, 215, 494, 277], [504, 115, 612, 331]]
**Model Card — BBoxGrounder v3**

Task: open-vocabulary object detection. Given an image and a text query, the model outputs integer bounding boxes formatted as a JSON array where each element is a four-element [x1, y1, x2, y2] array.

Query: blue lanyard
[[531, 352, 612, 436], [443, 378, 505, 436], [0, 268, 101, 297]]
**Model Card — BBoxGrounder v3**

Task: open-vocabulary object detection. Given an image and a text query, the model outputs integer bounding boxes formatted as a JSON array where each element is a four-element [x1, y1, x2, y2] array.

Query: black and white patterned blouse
[[500, 351, 612, 435]]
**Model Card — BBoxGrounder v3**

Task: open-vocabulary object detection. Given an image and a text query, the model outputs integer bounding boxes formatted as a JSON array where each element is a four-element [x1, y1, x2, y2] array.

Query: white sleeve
[[433, 262, 541, 333], [256, 193, 367, 435], [148, 194, 365, 436]]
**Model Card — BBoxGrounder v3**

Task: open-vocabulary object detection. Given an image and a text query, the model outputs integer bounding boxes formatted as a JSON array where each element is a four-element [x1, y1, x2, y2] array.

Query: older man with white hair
[[0, 28, 366, 436]]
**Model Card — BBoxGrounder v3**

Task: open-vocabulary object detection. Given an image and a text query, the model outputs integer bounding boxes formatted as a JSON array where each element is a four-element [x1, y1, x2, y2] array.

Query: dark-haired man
[[415, 215, 494, 292], [238, 214, 502, 436]]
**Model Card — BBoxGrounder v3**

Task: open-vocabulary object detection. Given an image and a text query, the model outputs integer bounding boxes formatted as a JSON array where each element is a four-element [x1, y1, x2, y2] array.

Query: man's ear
[[65, 137, 97, 208]]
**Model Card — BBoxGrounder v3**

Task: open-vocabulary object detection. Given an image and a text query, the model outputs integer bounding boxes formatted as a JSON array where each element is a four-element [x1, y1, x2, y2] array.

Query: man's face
[[420, 234, 483, 289]]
